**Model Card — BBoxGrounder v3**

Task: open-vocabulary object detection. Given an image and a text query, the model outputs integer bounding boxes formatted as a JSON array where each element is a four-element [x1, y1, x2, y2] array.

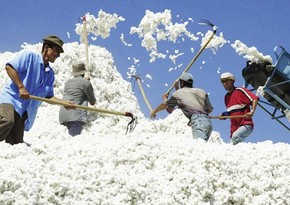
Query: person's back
[[164, 73, 213, 141], [59, 62, 96, 136], [59, 77, 96, 124], [171, 87, 211, 119]]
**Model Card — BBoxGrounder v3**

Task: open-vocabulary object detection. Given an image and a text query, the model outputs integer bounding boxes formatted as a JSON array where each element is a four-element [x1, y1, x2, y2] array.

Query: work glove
[[221, 111, 230, 116], [219, 111, 229, 120]]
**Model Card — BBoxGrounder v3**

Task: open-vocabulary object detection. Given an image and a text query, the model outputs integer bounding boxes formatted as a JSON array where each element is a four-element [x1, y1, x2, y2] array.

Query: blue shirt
[[0, 50, 55, 131]]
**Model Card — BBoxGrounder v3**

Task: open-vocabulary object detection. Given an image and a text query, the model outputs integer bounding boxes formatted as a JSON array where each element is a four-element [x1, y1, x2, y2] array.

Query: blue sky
[[1, 0, 289, 143]]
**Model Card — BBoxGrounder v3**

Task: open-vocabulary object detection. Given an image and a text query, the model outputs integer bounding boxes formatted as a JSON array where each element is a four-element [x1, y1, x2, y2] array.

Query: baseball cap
[[179, 72, 193, 83]]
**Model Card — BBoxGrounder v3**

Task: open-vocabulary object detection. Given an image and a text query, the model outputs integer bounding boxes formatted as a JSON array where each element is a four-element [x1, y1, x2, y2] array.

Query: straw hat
[[71, 62, 87, 76], [43, 35, 64, 53]]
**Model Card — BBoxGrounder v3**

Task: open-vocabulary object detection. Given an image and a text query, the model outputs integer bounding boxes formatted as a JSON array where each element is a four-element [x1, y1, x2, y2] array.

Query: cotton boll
[[1, 34, 290, 205], [231, 40, 273, 63], [75, 11, 124, 43], [145, 74, 152, 80], [130, 10, 198, 63], [205, 31, 227, 54], [208, 131, 224, 143], [285, 109, 290, 121], [217, 67, 221, 74], [256, 86, 265, 96]]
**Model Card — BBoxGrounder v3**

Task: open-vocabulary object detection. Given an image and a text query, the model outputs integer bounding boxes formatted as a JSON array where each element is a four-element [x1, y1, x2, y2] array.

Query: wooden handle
[[209, 115, 246, 119], [29, 95, 133, 118]]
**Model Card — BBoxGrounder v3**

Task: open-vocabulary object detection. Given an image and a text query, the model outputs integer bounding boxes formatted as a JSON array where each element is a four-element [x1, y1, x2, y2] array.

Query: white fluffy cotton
[[0, 41, 290, 205]]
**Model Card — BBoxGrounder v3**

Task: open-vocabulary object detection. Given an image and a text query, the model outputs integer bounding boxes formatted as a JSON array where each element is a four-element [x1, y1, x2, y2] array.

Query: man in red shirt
[[220, 72, 259, 145]]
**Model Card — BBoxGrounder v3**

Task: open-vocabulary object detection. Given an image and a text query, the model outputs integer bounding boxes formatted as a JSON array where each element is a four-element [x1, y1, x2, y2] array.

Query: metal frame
[[244, 46, 290, 131]]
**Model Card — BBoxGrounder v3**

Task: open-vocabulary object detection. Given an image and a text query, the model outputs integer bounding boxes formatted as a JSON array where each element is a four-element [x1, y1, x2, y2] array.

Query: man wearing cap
[[59, 62, 96, 136], [220, 72, 259, 145], [151, 72, 213, 141], [0, 35, 74, 145]]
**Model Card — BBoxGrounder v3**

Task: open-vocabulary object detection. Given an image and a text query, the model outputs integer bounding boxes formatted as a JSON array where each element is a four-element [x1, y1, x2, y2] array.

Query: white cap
[[179, 72, 193, 83], [220, 72, 235, 81]]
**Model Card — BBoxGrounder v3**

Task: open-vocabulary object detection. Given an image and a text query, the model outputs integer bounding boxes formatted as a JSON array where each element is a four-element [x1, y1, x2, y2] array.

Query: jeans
[[190, 114, 213, 141], [230, 125, 253, 145]]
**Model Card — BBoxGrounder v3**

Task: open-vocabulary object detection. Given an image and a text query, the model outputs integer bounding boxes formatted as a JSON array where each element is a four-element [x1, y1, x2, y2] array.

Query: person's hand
[[219, 111, 229, 120], [173, 80, 179, 90], [19, 86, 30, 100], [64, 101, 76, 110], [245, 110, 254, 118], [150, 110, 157, 119], [162, 93, 169, 101]]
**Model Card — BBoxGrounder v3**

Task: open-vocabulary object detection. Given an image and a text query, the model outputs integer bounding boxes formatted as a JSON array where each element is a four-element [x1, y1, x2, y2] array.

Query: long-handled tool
[[131, 75, 153, 113], [209, 115, 247, 119], [81, 15, 91, 79], [164, 20, 217, 96], [29, 95, 137, 134], [151, 20, 217, 118]]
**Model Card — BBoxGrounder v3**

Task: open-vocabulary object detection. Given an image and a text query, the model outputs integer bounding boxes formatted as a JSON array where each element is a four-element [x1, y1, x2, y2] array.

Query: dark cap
[[43, 35, 64, 53]]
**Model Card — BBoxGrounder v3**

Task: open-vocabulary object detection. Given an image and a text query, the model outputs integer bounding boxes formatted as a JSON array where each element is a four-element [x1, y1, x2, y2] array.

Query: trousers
[[62, 121, 84, 136], [190, 114, 213, 141], [0, 103, 28, 145], [230, 125, 253, 145]]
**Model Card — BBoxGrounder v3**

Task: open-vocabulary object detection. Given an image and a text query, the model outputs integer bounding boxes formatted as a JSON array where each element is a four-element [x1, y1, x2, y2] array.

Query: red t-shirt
[[224, 87, 259, 136]]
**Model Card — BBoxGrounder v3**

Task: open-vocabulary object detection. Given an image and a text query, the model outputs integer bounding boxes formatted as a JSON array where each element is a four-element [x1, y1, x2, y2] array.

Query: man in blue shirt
[[0, 35, 74, 145]]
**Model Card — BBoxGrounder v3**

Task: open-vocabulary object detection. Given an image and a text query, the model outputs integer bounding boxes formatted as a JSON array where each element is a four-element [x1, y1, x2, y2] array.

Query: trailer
[[242, 46, 290, 131]]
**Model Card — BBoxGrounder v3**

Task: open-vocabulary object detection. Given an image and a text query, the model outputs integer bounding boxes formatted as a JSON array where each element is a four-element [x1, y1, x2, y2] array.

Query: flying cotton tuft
[[130, 9, 198, 63], [145, 74, 153, 80], [75, 10, 125, 43], [202, 31, 227, 54], [120, 33, 132, 47], [231, 40, 273, 63]]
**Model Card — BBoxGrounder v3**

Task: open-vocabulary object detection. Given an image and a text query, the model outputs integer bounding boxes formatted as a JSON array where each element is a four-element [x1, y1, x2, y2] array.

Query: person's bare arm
[[5, 65, 29, 99], [245, 98, 258, 117], [150, 103, 167, 119]]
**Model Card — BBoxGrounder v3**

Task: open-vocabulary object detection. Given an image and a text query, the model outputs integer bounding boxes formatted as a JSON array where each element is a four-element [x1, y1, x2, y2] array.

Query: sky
[[0, 42, 290, 204], [0, 0, 290, 143]]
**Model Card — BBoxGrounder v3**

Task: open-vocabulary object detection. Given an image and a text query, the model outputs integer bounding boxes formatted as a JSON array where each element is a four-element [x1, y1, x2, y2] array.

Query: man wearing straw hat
[[220, 72, 259, 145], [0, 35, 75, 145], [59, 62, 96, 136]]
